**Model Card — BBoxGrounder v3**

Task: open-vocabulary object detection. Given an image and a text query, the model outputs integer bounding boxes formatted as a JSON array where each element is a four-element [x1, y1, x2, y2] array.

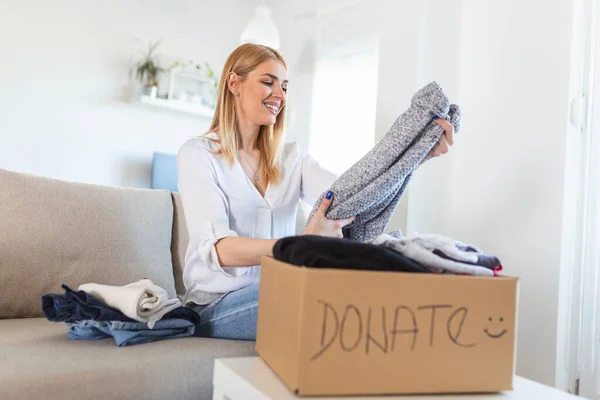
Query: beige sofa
[[0, 169, 257, 400]]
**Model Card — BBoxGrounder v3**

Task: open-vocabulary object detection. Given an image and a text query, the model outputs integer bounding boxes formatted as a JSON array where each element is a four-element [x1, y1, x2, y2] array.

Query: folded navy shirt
[[42, 284, 200, 325], [273, 235, 431, 273]]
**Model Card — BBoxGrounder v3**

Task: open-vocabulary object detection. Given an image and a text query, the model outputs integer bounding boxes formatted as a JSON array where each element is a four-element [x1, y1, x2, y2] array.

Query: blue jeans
[[189, 283, 259, 341], [43, 284, 136, 323], [66, 318, 195, 347]]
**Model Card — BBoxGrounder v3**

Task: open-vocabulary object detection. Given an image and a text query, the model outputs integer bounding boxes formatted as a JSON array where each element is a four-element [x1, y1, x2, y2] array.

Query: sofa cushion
[[171, 192, 190, 298], [0, 318, 256, 400], [0, 169, 177, 318], [171, 192, 189, 299]]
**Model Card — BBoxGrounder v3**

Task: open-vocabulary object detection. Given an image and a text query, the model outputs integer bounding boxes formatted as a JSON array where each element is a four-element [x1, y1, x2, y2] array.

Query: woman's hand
[[419, 117, 455, 166], [303, 192, 356, 238]]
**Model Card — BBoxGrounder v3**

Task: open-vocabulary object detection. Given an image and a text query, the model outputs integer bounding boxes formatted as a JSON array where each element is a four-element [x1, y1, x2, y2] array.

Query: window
[[309, 37, 379, 175]]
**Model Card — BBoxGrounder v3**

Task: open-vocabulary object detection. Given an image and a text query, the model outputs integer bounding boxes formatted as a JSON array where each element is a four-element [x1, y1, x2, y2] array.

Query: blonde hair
[[204, 43, 288, 185]]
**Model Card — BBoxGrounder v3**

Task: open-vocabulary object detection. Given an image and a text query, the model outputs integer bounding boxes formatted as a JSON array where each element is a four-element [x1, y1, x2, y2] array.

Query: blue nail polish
[[433, 115, 440, 120], [326, 191, 333, 199]]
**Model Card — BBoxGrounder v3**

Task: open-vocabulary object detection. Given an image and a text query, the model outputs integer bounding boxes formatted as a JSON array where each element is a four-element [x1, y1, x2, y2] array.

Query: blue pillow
[[151, 152, 178, 192]]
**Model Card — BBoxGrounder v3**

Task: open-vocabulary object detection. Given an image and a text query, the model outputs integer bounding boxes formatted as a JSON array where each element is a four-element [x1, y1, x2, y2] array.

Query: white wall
[[272, 0, 318, 153], [404, 0, 576, 387], [0, 0, 257, 187], [373, 0, 423, 234], [454, 0, 573, 386], [403, 0, 463, 236]]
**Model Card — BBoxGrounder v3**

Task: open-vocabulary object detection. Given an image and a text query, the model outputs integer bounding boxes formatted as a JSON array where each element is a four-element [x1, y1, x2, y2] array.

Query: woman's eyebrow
[[261, 73, 289, 84]]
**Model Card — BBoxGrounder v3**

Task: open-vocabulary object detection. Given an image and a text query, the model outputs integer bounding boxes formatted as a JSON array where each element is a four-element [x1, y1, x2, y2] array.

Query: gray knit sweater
[[308, 81, 461, 242]]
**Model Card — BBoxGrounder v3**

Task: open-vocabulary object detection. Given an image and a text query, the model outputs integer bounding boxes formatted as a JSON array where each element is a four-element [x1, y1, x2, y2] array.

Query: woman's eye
[[282, 86, 288, 93], [262, 81, 273, 86]]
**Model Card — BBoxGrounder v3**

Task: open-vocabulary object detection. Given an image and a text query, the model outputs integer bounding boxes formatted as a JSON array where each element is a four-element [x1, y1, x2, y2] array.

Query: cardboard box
[[256, 256, 519, 397]]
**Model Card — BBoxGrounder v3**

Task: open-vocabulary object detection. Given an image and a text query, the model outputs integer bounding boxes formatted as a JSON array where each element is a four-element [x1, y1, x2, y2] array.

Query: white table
[[213, 357, 579, 400]]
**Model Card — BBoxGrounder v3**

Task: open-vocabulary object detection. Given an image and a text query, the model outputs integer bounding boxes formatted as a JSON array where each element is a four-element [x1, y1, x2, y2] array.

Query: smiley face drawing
[[484, 316, 508, 339]]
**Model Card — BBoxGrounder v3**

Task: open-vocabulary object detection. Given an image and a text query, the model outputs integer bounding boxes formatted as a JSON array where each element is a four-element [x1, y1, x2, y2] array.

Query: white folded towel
[[79, 279, 181, 329]]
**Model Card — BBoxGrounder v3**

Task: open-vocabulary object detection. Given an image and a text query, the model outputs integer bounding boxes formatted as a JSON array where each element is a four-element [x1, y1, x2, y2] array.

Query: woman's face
[[230, 59, 288, 127]]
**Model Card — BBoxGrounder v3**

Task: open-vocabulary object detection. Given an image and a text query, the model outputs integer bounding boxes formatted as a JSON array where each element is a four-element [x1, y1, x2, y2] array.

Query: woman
[[177, 43, 454, 340]]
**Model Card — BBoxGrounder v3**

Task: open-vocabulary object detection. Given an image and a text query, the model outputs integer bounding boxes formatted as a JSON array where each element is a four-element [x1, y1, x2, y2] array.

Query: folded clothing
[[42, 285, 200, 325], [79, 279, 181, 329], [273, 235, 431, 273], [42, 284, 137, 323], [307, 81, 461, 242], [374, 233, 502, 276], [66, 318, 195, 347]]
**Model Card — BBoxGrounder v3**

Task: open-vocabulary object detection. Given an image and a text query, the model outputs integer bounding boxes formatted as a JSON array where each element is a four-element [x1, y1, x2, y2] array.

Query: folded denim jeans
[[42, 284, 200, 325], [42, 284, 137, 323], [66, 318, 195, 347]]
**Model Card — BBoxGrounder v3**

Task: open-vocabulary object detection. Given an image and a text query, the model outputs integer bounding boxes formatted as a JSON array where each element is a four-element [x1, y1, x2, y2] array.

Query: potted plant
[[135, 40, 165, 98]]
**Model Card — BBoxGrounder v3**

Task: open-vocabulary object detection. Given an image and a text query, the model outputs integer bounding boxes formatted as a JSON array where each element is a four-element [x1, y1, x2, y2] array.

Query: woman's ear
[[228, 72, 240, 96]]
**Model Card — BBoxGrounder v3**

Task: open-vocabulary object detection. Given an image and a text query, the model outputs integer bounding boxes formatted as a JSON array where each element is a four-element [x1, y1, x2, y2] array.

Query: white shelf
[[139, 95, 215, 118]]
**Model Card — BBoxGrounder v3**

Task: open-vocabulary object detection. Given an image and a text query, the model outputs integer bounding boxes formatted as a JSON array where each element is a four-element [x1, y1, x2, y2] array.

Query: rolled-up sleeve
[[177, 142, 248, 278], [300, 153, 338, 207]]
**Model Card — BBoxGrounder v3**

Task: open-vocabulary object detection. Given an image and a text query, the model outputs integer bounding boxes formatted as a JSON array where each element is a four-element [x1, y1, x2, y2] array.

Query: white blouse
[[177, 134, 337, 306]]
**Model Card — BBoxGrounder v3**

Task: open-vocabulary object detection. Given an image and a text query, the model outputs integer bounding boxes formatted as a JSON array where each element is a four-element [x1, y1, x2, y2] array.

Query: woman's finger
[[430, 136, 448, 157], [445, 124, 455, 146], [434, 118, 454, 145], [318, 191, 334, 215], [335, 216, 356, 228], [436, 135, 450, 155]]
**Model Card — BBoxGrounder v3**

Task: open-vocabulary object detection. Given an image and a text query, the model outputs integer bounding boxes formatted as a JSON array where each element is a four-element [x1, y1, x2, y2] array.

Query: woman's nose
[[272, 84, 284, 98]]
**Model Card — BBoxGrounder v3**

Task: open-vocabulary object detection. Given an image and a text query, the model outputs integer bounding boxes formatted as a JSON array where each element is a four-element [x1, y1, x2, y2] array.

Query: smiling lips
[[263, 101, 280, 115], [484, 328, 508, 339]]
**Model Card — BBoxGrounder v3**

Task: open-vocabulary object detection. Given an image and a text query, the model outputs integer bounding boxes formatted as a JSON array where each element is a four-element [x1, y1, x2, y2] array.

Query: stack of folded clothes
[[42, 279, 200, 347], [374, 232, 503, 276], [273, 233, 502, 277], [273, 235, 431, 273]]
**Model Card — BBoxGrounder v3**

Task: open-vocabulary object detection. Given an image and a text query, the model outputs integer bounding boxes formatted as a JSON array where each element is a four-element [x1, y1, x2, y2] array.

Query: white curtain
[[567, 0, 600, 397]]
